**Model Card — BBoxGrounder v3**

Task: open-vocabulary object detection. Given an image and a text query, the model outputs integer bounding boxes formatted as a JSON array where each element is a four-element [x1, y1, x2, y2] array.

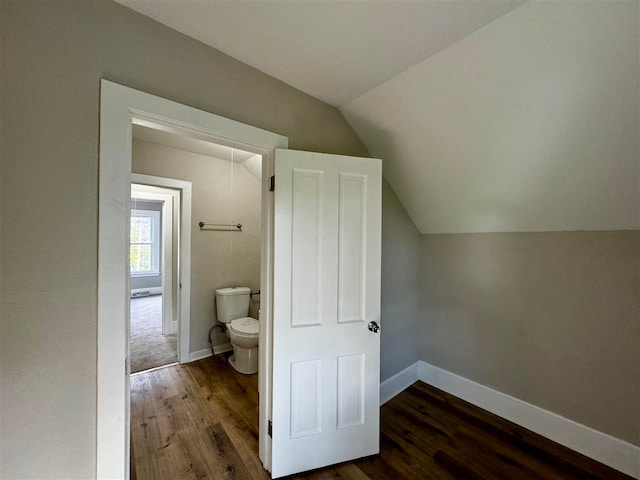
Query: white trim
[[98, 79, 287, 480], [258, 151, 275, 472], [129, 272, 161, 278], [130, 287, 162, 297], [213, 343, 234, 355], [130, 362, 179, 377], [379, 362, 419, 405], [401, 361, 639, 478], [159, 193, 173, 335], [189, 343, 234, 362], [132, 175, 191, 362], [189, 348, 212, 362]]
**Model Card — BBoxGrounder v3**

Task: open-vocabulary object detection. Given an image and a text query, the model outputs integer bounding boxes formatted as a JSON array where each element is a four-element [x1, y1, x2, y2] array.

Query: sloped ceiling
[[342, 1, 639, 233], [115, 0, 523, 106], [117, 0, 639, 234]]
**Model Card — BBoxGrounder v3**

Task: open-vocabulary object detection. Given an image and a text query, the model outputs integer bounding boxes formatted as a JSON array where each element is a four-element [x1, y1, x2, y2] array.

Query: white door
[[271, 149, 382, 478]]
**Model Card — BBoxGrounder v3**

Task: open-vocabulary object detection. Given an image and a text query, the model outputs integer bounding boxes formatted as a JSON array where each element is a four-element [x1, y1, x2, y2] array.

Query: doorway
[[131, 175, 193, 365], [129, 185, 178, 373], [130, 124, 264, 366], [98, 80, 382, 479], [129, 126, 267, 476], [97, 79, 285, 479]]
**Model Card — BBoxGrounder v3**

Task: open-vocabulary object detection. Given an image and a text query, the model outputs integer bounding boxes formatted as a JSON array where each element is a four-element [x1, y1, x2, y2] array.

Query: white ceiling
[[342, 1, 639, 233], [132, 125, 263, 180], [121, 1, 639, 234], [115, 0, 524, 106]]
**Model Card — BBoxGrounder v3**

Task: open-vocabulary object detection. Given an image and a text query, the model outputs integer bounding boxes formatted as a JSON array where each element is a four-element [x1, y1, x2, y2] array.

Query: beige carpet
[[130, 295, 177, 374]]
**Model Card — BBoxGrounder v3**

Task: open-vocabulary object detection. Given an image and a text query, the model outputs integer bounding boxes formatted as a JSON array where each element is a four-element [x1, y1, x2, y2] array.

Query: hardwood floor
[[131, 354, 632, 480]]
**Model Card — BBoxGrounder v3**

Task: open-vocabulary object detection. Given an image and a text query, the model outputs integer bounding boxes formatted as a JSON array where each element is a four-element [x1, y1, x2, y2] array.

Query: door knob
[[368, 321, 380, 333]]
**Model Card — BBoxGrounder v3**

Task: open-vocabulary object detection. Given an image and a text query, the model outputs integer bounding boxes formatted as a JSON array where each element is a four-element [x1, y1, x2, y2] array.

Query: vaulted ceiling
[[115, 0, 523, 106], [117, 0, 639, 234]]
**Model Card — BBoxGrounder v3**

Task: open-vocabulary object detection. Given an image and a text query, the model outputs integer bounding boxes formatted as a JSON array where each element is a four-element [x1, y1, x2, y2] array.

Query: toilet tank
[[215, 287, 251, 324]]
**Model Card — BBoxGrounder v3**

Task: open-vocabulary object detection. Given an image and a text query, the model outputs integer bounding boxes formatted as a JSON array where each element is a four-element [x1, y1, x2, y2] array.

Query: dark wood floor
[[131, 354, 632, 480]]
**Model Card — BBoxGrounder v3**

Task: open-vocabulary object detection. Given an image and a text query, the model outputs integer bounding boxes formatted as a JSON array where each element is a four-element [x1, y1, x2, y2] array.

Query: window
[[130, 209, 160, 275]]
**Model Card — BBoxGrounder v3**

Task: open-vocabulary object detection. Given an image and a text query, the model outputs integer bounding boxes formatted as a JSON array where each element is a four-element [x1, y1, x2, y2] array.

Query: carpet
[[130, 295, 177, 373]]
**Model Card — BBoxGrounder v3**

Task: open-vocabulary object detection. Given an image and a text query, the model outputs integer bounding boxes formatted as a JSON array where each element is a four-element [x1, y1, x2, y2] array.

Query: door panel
[[271, 149, 381, 478], [338, 173, 367, 323], [290, 359, 322, 438], [290, 169, 323, 327], [337, 353, 365, 429]]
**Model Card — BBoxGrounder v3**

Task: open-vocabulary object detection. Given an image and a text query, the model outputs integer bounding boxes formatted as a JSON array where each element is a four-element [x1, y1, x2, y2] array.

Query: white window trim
[[130, 208, 161, 276]]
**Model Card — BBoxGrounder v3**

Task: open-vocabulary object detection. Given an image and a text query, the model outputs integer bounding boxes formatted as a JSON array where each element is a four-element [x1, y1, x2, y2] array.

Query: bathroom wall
[[132, 140, 262, 354]]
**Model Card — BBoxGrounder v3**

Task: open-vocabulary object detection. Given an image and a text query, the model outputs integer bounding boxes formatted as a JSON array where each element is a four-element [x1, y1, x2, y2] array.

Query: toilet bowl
[[215, 286, 259, 375], [227, 317, 259, 374]]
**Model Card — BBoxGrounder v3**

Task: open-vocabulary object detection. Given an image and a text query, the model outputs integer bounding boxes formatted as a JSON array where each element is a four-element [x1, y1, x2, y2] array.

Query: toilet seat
[[229, 317, 259, 335]]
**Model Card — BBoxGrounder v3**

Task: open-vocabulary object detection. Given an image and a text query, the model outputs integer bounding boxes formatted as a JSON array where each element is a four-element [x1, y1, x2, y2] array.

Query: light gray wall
[[132, 140, 262, 353], [0, 1, 420, 478], [130, 273, 162, 290], [420, 231, 640, 445], [380, 180, 421, 381], [130, 199, 163, 290]]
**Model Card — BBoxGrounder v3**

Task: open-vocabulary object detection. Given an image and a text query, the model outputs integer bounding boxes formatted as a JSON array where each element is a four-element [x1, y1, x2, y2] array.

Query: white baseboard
[[414, 361, 639, 479], [130, 287, 162, 297], [381, 360, 639, 477], [380, 362, 420, 405], [213, 343, 233, 355], [188, 348, 212, 362], [188, 343, 233, 362]]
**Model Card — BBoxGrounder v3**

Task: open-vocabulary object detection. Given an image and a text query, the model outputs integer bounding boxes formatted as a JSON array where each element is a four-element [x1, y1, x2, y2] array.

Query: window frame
[[130, 208, 161, 276]]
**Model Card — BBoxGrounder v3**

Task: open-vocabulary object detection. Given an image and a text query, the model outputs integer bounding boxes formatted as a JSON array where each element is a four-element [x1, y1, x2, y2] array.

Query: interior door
[[271, 149, 382, 478]]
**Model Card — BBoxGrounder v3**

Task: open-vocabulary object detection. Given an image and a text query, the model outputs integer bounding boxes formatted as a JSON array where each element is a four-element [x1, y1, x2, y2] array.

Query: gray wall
[[130, 199, 163, 290], [380, 180, 421, 380], [420, 231, 640, 445], [132, 140, 262, 353], [0, 1, 420, 478]]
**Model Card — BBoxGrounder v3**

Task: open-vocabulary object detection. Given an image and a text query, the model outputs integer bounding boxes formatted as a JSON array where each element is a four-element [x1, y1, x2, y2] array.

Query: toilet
[[215, 286, 259, 374]]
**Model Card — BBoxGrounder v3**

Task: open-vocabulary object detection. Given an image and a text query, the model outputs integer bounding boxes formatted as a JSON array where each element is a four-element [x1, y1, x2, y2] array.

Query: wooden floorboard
[[130, 355, 633, 479]]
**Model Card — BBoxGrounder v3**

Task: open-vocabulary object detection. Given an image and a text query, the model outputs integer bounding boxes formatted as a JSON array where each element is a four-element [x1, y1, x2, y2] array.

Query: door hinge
[[269, 175, 275, 192], [268, 420, 272, 437]]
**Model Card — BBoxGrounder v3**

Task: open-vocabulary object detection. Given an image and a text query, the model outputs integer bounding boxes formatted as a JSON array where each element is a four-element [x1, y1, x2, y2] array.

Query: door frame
[[98, 79, 288, 479], [131, 178, 191, 360]]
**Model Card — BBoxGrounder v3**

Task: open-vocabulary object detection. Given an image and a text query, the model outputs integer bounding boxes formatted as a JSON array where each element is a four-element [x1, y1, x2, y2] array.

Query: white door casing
[[271, 149, 382, 478], [98, 80, 286, 479]]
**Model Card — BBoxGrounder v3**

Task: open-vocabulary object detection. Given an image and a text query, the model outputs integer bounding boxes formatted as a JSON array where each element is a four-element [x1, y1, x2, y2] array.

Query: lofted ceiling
[[115, 0, 524, 107], [341, 1, 639, 233], [118, 0, 639, 234]]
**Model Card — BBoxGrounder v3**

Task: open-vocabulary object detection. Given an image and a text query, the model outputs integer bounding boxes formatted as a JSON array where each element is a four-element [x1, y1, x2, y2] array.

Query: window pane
[[131, 216, 151, 243], [130, 244, 139, 270], [130, 244, 152, 272]]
